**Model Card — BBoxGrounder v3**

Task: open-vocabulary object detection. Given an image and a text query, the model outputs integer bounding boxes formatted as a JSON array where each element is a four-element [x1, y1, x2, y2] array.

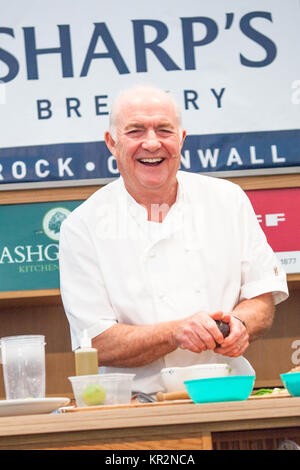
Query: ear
[[104, 131, 117, 155], [180, 129, 187, 147]]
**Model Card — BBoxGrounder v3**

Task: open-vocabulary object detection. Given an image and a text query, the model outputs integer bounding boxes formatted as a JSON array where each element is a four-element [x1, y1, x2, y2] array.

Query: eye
[[125, 129, 143, 136], [158, 128, 173, 135]]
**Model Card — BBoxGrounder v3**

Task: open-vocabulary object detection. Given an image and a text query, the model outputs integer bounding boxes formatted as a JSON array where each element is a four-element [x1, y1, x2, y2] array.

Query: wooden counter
[[1, 396, 300, 450]]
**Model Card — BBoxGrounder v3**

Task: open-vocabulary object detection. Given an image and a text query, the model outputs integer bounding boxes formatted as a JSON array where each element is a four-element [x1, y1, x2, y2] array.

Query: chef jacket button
[[195, 288, 201, 293]]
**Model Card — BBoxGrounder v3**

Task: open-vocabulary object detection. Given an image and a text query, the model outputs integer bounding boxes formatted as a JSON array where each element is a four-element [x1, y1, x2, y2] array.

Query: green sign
[[0, 200, 83, 292]]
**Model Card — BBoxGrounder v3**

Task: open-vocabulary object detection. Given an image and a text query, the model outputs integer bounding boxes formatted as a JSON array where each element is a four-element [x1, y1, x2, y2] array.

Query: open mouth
[[137, 157, 165, 166]]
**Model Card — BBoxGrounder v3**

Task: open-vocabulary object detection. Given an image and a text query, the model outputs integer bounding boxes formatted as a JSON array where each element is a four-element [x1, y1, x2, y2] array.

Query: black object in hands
[[215, 320, 230, 347]]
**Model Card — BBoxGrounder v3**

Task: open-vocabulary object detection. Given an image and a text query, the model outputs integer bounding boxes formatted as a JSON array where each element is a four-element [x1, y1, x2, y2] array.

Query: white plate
[[0, 397, 70, 417]]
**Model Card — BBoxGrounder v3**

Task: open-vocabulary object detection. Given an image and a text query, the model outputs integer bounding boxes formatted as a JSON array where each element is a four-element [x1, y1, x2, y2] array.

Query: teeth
[[139, 158, 163, 163]]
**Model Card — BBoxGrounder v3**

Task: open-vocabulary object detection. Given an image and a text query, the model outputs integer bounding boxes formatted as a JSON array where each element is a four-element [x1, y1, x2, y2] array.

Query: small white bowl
[[161, 364, 230, 392]]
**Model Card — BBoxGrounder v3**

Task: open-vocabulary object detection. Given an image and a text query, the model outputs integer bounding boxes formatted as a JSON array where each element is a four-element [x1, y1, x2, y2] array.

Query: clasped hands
[[173, 311, 249, 357]]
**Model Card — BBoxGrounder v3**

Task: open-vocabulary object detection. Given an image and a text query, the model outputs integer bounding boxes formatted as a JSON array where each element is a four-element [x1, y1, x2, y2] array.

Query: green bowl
[[280, 372, 300, 396], [184, 375, 256, 403]]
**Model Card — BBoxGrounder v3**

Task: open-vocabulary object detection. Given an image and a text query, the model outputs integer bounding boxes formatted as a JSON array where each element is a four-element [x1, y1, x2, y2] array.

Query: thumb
[[210, 311, 231, 323]]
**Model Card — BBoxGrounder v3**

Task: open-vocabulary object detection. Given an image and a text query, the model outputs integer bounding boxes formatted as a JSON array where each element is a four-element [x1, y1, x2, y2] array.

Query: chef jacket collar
[[118, 175, 186, 241]]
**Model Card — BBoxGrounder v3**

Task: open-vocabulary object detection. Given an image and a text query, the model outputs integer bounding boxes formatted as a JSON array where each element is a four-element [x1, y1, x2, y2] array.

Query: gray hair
[[109, 84, 183, 141]]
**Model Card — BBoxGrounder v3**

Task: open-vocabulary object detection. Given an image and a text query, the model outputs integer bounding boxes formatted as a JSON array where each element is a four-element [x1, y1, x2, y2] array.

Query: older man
[[59, 85, 288, 393]]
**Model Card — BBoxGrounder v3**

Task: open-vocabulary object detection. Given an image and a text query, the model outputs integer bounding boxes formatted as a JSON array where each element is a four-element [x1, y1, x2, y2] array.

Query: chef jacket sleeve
[[59, 215, 117, 350], [238, 188, 289, 305]]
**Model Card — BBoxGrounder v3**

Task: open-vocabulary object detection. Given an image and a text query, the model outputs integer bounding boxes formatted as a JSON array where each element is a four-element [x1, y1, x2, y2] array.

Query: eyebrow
[[157, 121, 175, 129], [124, 121, 175, 131], [124, 122, 145, 131]]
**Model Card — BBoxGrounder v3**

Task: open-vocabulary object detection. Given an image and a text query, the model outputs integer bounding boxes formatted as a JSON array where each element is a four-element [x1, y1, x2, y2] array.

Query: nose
[[141, 130, 161, 152]]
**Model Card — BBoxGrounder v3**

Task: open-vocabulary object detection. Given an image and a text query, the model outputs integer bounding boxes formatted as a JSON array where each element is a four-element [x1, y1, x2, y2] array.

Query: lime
[[82, 384, 106, 406]]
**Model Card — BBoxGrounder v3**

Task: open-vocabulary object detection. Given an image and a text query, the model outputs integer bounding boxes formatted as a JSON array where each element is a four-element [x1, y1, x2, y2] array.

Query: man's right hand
[[172, 311, 231, 353]]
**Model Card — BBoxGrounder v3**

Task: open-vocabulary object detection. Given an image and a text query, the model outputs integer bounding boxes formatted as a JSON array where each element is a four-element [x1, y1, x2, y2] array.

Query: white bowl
[[161, 364, 230, 392]]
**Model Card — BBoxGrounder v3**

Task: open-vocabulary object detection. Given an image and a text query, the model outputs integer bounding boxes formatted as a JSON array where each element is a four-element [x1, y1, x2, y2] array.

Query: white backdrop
[[0, 0, 300, 188]]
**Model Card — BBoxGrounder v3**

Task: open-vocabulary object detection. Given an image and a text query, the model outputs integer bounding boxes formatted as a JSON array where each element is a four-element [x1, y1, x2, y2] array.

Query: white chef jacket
[[59, 171, 288, 393]]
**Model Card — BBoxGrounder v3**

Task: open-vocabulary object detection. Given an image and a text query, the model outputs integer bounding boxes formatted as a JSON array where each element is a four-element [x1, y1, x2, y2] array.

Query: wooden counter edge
[[1, 396, 300, 438]]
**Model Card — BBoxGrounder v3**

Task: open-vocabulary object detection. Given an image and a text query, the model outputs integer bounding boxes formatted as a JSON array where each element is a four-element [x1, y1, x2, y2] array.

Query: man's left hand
[[214, 314, 249, 357]]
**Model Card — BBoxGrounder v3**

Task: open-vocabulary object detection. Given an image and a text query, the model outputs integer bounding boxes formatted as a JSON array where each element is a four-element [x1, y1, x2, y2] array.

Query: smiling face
[[105, 88, 186, 206]]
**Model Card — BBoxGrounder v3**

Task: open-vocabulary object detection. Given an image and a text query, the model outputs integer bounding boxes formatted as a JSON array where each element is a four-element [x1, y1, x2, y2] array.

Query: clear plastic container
[[0, 335, 46, 399], [68, 373, 135, 407]]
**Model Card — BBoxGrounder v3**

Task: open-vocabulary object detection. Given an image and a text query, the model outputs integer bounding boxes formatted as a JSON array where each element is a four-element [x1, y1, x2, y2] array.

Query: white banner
[[0, 0, 300, 188]]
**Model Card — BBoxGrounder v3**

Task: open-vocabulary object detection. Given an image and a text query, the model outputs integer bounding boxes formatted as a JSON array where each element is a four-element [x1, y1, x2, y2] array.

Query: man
[[59, 85, 288, 393]]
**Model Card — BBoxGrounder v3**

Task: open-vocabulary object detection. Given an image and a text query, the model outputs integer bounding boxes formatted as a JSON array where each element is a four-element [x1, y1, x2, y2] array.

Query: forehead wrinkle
[[118, 100, 178, 126]]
